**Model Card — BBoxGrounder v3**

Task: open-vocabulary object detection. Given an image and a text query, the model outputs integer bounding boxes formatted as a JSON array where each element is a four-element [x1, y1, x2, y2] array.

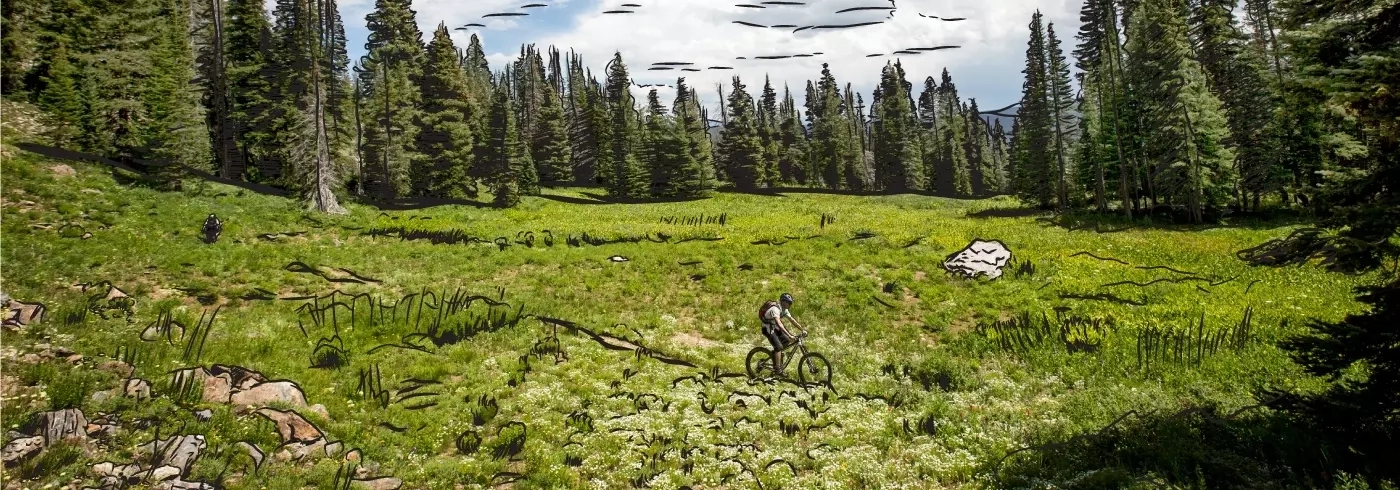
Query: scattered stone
[[91, 462, 115, 476], [942, 239, 1013, 280], [351, 477, 403, 490], [85, 423, 118, 438], [137, 435, 205, 474], [38, 408, 88, 445], [254, 408, 322, 444], [324, 440, 343, 457], [64, 353, 83, 363], [155, 479, 215, 490], [112, 463, 143, 480], [123, 378, 152, 400], [344, 448, 361, 462], [235, 441, 264, 470], [97, 476, 122, 489], [1, 436, 43, 466], [18, 353, 43, 363], [229, 381, 307, 408], [149, 465, 181, 481], [279, 437, 327, 461], [192, 409, 212, 422], [50, 164, 76, 177], [140, 322, 184, 342], [98, 360, 134, 378], [91, 390, 114, 403], [208, 365, 267, 391], [6, 431, 29, 441], [55, 346, 76, 357], [309, 403, 329, 420], [3, 300, 45, 327]]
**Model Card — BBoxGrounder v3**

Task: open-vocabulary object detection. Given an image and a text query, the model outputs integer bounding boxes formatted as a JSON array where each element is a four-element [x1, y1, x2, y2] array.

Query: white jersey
[[762, 304, 793, 326]]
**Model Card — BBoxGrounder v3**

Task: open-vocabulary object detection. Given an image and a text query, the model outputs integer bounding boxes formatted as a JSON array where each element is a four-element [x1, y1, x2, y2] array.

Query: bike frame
[[773, 335, 808, 371]]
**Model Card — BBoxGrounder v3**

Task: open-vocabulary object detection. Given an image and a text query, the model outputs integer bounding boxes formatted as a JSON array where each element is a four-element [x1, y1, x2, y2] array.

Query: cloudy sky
[[327, 0, 1082, 119]]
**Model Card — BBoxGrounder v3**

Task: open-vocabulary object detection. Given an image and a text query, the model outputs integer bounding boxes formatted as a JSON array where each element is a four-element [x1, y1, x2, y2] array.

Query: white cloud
[[328, 0, 1081, 120], [523, 0, 1082, 118]]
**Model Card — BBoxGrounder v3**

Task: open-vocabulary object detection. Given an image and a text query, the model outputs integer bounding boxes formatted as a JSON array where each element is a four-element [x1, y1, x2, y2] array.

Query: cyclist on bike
[[759, 293, 806, 374]]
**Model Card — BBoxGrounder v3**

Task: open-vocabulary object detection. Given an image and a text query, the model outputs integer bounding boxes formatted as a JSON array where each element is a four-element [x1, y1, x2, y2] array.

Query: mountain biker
[[759, 293, 806, 374]]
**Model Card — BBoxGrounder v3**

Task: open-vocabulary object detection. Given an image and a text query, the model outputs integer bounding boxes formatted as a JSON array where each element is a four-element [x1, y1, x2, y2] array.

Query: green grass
[[1, 107, 1379, 489]]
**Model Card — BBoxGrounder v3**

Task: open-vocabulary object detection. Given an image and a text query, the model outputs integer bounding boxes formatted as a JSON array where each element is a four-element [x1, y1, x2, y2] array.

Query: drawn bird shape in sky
[[521, 3, 547, 7], [483, 12, 529, 17], [603, 10, 634, 13]]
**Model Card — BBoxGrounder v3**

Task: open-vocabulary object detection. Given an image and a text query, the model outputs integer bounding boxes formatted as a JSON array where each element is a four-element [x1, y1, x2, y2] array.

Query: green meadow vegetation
[[2, 100, 1383, 488]]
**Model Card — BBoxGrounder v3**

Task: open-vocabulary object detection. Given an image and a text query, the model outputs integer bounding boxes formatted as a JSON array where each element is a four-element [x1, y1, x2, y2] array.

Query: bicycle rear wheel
[[746, 347, 777, 379], [797, 352, 832, 388]]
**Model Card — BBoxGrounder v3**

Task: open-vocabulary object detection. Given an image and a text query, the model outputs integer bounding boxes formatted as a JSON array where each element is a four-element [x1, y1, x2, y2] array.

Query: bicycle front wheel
[[746, 347, 776, 379], [797, 352, 832, 388]]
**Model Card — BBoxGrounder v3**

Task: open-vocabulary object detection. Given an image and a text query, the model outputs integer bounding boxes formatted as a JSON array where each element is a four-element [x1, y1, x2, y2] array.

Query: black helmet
[[780, 293, 794, 304]]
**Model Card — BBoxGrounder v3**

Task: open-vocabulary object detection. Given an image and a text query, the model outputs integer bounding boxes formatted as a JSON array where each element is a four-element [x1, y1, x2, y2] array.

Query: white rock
[[941, 239, 1013, 280], [149, 465, 181, 481]]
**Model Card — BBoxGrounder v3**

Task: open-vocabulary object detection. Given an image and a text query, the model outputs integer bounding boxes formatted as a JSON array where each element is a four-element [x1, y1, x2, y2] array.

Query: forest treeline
[[1, 0, 1015, 211], [0, 0, 1391, 222]]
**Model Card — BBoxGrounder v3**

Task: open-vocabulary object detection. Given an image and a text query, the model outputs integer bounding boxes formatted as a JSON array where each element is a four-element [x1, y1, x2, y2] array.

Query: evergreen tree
[[356, 0, 424, 200], [965, 100, 996, 195], [672, 78, 716, 197], [37, 42, 83, 147], [1125, 0, 1236, 222], [989, 119, 1011, 193], [1266, 1, 1400, 479], [758, 76, 781, 187], [777, 85, 808, 185], [1013, 10, 1057, 207], [142, 0, 213, 189], [1190, 0, 1282, 211], [533, 83, 572, 184], [717, 76, 765, 190], [481, 83, 524, 207], [602, 52, 645, 197], [917, 77, 943, 192], [1046, 23, 1077, 208], [938, 69, 972, 197], [225, 0, 277, 181], [414, 24, 475, 198], [872, 61, 923, 192]]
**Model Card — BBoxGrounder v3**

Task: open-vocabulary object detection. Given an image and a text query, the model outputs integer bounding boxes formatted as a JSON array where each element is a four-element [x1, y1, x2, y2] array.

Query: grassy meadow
[[0, 107, 1376, 489]]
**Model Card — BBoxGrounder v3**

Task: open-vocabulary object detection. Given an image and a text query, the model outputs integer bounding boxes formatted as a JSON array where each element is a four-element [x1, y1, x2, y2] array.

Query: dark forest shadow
[[966, 207, 1051, 218], [1037, 207, 1314, 234], [991, 400, 1396, 489]]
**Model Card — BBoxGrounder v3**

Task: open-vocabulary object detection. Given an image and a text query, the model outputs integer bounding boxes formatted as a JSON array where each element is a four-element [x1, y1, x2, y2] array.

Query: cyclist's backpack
[[758, 300, 780, 324]]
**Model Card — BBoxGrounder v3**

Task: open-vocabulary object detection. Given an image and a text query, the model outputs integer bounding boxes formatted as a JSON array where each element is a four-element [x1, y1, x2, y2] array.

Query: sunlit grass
[[0, 140, 1375, 489]]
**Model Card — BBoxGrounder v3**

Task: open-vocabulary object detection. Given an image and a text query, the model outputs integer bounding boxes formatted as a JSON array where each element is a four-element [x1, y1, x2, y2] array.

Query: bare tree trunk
[[1092, 76, 1107, 213], [352, 73, 363, 195], [1105, 2, 1133, 219], [1180, 78, 1202, 224], [306, 0, 344, 214]]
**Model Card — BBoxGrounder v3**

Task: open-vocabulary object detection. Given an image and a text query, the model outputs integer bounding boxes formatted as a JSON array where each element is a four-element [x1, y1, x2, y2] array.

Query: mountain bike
[[745, 333, 832, 388]]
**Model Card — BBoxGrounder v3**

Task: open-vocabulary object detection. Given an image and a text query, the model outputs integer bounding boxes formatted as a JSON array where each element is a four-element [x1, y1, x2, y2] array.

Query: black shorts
[[762, 324, 792, 352]]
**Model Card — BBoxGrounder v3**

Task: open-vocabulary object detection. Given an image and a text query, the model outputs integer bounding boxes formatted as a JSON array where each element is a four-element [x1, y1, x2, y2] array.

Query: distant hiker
[[202, 214, 223, 243], [759, 292, 806, 373]]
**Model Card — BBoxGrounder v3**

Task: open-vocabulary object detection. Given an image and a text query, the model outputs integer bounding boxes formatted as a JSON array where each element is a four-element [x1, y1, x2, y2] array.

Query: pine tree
[[672, 77, 716, 197], [1266, 0, 1400, 477], [37, 42, 84, 147], [533, 83, 572, 184], [1126, 0, 1236, 223], [356, 0, 424, 200], [481, 83, 524, 207], [776, 85, 808, 185], [872, 61, 922, 192], [989, 119, 1011, 193], [414, 24, 475, 198], [1013, 11, 1057, 207], [965, 100, 996, 196], [717, 76, 765, 190], [142, 0, 213, 189], [225, 0, 276, 181], [602, 52, 645, 197], [1046, 23, 1077, 209], [1190, 0, 1281, 211], [938, 69, 972, 197], [917, 77, 942, 192], [758, 76, 781, 187]]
